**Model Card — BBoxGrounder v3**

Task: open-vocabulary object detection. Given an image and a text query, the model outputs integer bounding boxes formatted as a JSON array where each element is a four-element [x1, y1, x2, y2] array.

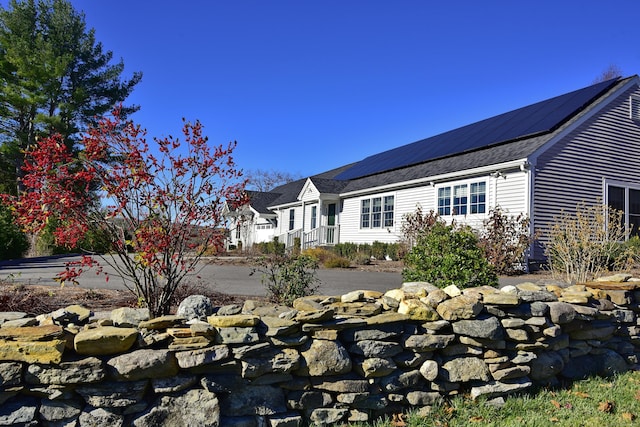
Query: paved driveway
[[0, 255, 551, 298], [0, 255, 404, 297]]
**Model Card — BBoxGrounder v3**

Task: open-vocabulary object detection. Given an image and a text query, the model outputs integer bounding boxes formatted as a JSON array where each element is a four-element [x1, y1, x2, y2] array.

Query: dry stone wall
[[1, 273, 640, 426]]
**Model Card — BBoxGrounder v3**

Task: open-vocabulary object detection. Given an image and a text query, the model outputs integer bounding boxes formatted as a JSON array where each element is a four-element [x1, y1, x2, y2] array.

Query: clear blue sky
[[64, 1, 640, 177]]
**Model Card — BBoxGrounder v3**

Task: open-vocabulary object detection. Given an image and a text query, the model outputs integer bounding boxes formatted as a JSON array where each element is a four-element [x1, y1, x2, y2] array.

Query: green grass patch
[[342, 370, 640, 426]]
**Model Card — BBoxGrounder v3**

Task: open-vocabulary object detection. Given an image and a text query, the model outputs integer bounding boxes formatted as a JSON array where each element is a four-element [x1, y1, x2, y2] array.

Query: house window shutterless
[[438, 181, 486, 216], [607, 182, 640, 237], [311, 206, 317, 229], [289, 209, 295, 231], [361, 195, 394, 228]]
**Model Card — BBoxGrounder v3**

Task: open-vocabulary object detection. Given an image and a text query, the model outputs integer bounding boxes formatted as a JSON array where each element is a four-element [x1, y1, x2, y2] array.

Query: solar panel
[[334, 78, 620, 180]]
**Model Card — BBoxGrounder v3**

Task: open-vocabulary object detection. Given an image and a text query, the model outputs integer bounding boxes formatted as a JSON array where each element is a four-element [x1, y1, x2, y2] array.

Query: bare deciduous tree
[[245, 169, 301, 192]]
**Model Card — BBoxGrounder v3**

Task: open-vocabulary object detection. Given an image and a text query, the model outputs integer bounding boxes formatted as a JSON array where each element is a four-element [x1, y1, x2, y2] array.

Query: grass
[[343, 370, 640, 427]]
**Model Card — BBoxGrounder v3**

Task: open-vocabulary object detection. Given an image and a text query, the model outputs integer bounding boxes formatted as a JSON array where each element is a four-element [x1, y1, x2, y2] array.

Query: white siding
[[532, 84, 640, 260]]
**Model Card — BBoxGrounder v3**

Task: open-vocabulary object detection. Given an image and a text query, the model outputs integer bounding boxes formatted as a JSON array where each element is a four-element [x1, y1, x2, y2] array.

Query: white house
[[226, 75, 640, 266]]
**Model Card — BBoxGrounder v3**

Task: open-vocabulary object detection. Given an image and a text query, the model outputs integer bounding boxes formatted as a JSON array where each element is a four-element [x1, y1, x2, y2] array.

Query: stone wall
[[1, 274, 640, 426]]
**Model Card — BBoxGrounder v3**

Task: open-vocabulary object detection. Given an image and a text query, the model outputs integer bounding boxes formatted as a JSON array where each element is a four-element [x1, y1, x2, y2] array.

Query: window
[[453, 185, 468, 215], [470, 182, 486, 214], [438, 181, 486, 216], [289, 209, 295, 231], [608, 183, 640, 237], [311, 206, 317, 229], [437, 187, 451, 216], [384, 196, 394, 227], [361, 195, 394, 228], [372, 197, 382, 227], [360, 199, 370, 228]]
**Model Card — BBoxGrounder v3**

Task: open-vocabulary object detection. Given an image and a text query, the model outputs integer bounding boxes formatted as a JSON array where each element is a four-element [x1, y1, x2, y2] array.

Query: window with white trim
[[361, 195, 394, 228], [289, 209, 295, 231], [311, 206, 317, 229], [438, 181, 486, 216], [607, 182, 640, 237]]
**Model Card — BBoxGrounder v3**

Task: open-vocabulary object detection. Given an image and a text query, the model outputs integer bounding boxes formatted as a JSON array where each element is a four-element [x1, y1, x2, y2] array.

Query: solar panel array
[[334, 78, 619, 181]]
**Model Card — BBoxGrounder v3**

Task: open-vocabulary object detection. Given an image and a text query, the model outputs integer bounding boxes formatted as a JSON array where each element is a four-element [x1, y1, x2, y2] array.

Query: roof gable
[[334, 77, 620, 180]]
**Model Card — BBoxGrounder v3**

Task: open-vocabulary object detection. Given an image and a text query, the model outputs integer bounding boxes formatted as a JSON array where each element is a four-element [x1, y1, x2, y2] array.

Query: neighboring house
[[225, 75, 640, 266]]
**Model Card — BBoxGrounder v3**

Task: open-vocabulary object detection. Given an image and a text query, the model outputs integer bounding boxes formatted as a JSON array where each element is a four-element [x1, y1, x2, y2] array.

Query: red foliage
[[3, 109, 247, 315]]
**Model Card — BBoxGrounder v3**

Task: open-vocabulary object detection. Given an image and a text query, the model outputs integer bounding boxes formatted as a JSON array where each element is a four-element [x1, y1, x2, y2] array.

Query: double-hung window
[[361, 195, 394, 228], [438, 181, 486, 216], [289, 209, 295, 231], [310, 206, 317, 229], [607, 182, 640, 237]]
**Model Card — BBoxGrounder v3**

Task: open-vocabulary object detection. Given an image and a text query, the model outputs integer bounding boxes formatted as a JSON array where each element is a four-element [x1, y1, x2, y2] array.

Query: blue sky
[[60, 1, 640, 177]]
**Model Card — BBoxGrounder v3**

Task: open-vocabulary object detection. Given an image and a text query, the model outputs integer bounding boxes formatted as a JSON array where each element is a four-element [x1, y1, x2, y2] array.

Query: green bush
[[0, 203, 28, 260], [402, 222, 497, 289], [256, 238, 285, 256], [333, 242, 358, 259], [251, 254, 320, 306]]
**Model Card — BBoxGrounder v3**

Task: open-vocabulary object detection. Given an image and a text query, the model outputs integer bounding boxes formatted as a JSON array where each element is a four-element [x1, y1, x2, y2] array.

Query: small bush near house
[[402, 221, 498, 289], [255, 238, 286, 256], [323, 256, 351, 268], [250, 253, 320, 305], [0, 203, 28, 260], [333, 242, 359, 259], [478, 206, 534, 275], [545, 202, 628, 284]]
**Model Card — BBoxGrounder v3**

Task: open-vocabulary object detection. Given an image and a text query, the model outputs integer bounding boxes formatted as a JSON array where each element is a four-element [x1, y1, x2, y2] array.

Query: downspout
[[525, 161, 535, 272]]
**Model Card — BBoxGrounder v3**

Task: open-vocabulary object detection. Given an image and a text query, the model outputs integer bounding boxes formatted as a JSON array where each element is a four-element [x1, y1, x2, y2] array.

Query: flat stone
[[0, 324, 63, 341], [0, 339, 65, 364], [295, 309, 335, 323], [111, 307, 150, 327], [74, 326, 138, 356], [107, 349, 178, 380], [436, 295, 483, 321], [26, 357, 104, 384], [483, 292, 519, 305], [207, 314, 260, 328], [403, 334, 455, 351], [452, 316, 504, 340], [133, 388, 220, 426], [470, 377, 532, 400], [349, 340, 402, 358], [175, 345, 230, 369], [546, 302, 576, 324], [441, 357, 490, 382], [139, 315, 185, 330]]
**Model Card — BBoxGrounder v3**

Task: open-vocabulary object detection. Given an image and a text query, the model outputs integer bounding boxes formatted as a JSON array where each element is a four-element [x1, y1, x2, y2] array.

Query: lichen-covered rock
[[107, 349, 178, 380], [436, 295, 483, 320], [177, 295, 214, 321], [26, 357, 104, 384], [133, 388, 220, 427], [297, 339, 351, 376], [452, 316, 504, 340], [111, 307, 150, 327], [441, 357, 490, 382]]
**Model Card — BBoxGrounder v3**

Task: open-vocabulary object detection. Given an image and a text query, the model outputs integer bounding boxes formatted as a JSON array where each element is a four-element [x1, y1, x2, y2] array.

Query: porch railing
[[303, 225, 339, 249]]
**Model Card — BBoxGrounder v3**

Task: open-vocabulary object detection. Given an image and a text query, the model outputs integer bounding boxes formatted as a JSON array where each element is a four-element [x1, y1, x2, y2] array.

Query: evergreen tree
[[0, 0, 141, 195]]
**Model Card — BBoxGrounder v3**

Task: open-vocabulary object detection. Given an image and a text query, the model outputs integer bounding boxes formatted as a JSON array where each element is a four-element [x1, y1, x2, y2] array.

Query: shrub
[[545, 202, 628, 284], [256, 238, 285, 256], [251, 254, 320, 306], [402, 221, 497, 289], [333, 242, 358, 259], [302, 247, 334, 264], [0, 203, 28, 260], [478, 206, 534, 275], [323, 256, 351, 268]]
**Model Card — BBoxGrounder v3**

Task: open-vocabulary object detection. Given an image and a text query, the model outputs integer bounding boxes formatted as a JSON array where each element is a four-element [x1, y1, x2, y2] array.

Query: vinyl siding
[[532, 84, 640, 260]]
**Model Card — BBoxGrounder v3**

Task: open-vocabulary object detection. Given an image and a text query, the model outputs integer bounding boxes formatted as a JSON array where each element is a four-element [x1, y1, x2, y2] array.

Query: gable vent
[[630, 95, 640, 121]]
